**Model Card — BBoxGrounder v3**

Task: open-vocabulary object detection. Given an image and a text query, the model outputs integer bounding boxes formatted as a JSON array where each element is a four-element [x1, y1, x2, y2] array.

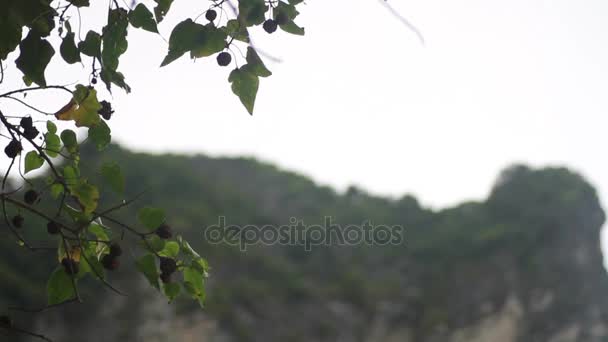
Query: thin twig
[[378, 0, 425, 46], [1, 96, 55, 115]]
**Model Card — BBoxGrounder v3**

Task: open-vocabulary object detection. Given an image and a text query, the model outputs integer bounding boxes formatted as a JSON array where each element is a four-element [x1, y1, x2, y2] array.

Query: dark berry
[[155, 223, 173, 239], [20, 116, 33, 129], [11, 215, 24, 228], [4, 140, 22, 159], [101, 254, 120, 271], [91, 77, 97, 85], [61, 258, 79, 275], [205, 9, 217, 22], [109, 243, 122, 257], [58, 27, 63, 35], [275, 12, 289, 26], [263, 19, 278, 34], [0, 315, 12, 329], [160, 272, 172, 284], [98, 100, 114, 120], [47, 221, 60, 235], [23, 126, 39, 140], [24, 189, 39, 205], [159, 257, 177, 275], [216, 52, 232, 67]]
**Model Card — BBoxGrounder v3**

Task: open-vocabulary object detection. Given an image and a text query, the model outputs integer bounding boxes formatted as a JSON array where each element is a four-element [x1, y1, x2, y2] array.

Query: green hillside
[[1, 145, 606, 342]]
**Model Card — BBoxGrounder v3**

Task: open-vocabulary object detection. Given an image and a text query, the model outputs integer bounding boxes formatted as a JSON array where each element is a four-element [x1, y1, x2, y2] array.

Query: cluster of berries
[[102, 243, 122, 271], [210, 9, 289, 67], [4, 117, 38, 159]]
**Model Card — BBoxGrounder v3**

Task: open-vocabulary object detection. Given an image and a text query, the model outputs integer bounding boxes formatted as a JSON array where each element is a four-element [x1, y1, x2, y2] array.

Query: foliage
[[0, 0, 305, 339]]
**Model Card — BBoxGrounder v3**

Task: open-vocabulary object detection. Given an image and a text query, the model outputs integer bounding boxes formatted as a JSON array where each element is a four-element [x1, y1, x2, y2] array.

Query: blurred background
[[2, 0, 608, 341]]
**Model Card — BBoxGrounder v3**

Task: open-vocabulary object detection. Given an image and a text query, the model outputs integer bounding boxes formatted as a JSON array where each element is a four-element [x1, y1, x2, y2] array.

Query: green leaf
[[163, 282, 181, 301], [80, 249, 104, 279], [0, 17, 22, 60], [24, 151, 44, 174], [136, 254, 160, 290], [50, 183, 64, 199], [245, 47, 271, 77], [280, 21, 305, 35], [88, 224, 110, 242], [129, 4, 158, 33], [228, 67, 259, 114], [46, 121, 57, 134], [78, 31, 101, 58], [153, 0, 174, 22], [142, 235, 166, 252], [102, 8, 130, 92], [63, 204, 91, 223], [138, 207, 165, 230], [183, 266, 205, 306], [47, 267, 76, 305], [62, 165, 79, 187], [71, 180, 99, 214], [223, 20, 250, 43], [190, 25, 227, 58], [15, 30, 55, 87], [178, 236, 200, 258], [160, 19, 201, 66], [161, 21, 227, 65], [238, 0, 268, 26], [60, 32, 81, 64], [159, 241, 179, 258], [192, 258, 210, 274], [275, 1, 300, 19], [100, 68, 131, 93], [28, 5, 56, 37], [68, 0, 90, 7], [88, 120, 111, 150], [100, 162, 125, 194], [60, 129, 78, 153], [44, 132, 61, 158], [275, 1, 305, 35]]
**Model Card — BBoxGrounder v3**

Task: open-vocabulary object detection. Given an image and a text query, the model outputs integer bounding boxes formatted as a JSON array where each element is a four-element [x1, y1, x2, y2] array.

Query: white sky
[[2, 1, 608, 248]]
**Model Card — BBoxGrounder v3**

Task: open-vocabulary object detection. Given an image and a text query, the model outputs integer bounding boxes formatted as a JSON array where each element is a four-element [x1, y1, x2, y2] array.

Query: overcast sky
[[3, 1, 608, 250], [109, 1, 608, 204]]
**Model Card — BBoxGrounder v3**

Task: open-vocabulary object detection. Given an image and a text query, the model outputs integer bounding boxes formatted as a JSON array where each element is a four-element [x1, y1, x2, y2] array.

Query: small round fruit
[[101, 254, 120, 271], [160, 272, 172, 284], [263, 19, 278, 34], [23, 126, 39, 140], [109, 243, 122, 257], [155, 223, 173, 239], [61, 258, 79, 275], [205, 9, 217, 22], [4, 140, 22, 159], [20, 116, 33, 129], [216, 52, 232, 67], [24, 189, 39, 205], [11, 215, 24, 228], [47, 221, 60, 235], [91, 77, 97, 85], [98, 100, 114, 120], [159, 257, 177, 275]]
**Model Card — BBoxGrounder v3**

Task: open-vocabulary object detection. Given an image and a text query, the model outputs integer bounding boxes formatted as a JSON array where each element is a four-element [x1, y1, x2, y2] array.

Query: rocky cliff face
[[6, 147, 607, 342]]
